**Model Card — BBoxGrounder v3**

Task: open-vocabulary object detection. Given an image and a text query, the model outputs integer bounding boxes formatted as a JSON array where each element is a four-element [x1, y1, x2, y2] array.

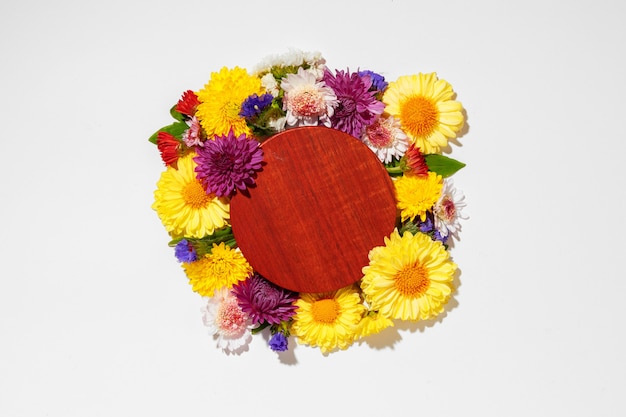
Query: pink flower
[[202, 289, 253, 354], [281, 67, 338, 127], [182, 116, 204, 148]]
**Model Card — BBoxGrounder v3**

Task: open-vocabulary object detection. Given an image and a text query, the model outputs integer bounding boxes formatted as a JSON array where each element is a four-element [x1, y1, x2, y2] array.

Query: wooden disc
[[230, 126, 397, 293]]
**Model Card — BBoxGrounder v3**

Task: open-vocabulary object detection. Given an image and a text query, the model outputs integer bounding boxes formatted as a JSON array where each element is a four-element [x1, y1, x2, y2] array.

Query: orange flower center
[[312, 298, 339, 323], [400, 96, 439, 138], [395, 263, 430, 296], [182, 181, 211, 208]]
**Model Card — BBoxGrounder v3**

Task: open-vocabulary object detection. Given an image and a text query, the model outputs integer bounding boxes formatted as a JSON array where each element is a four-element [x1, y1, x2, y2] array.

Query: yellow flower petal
[[362, 230, 456, 321]]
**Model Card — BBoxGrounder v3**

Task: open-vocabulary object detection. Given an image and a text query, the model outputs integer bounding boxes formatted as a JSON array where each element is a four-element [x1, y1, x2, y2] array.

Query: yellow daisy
[[356, 311, 394, 339], [383, 73, 464, 154], [361, 230, 456, 321], [395, 171, 443, 222], [291, 285, 366, 354], [195, 66, 264, 138], [152, 153, 230, 239], [182, 243, 252, 297]]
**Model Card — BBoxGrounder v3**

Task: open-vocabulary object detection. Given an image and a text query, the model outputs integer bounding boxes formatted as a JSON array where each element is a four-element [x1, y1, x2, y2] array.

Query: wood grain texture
[[230, 126, 397, 293]]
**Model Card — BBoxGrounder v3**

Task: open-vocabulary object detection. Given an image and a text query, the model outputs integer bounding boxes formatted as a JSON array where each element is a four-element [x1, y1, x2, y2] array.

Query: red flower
[[175, 90, 200, 116], [404, 143, 429, 176], [156, 131, 181, 167]]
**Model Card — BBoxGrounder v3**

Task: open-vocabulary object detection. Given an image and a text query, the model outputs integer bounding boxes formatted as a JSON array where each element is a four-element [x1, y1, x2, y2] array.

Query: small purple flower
[[269, 332, 289, 352], [240, 93, 274, 118], [433, 230, 449, 244], [231, 273, 298, 325], [194, 130, 264, 197], [174, 239, 197, 263], [415, 212, 449, 244], [358, 70, 388, 92], [418, 213, 435, 233], [323, 68, 385, 138]]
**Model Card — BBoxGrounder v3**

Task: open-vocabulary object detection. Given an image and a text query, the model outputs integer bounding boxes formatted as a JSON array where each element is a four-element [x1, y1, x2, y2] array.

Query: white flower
[[281, 67, 338, 127], [301, 50, 327, 79], [361, 115, 409, 164], [253, 49, 326, 75], [260, 73, 279, 96], [201, 289, 252, 353], [268, 115, 287, 132], [433, 179, 468, 239]]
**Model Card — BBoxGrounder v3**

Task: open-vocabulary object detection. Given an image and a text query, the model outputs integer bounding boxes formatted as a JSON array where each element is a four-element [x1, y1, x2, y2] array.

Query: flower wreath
[[149, 50, 468, 355]]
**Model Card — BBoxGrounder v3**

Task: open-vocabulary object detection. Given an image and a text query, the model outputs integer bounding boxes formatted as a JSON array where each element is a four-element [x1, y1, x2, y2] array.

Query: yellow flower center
[[400, 96, 439, 138], [312, 298, 339, 323], [395, 263, 430, 296], [182, 181, 211, 208], [224, 101, 242, 121], [209, 259, 229, 278]]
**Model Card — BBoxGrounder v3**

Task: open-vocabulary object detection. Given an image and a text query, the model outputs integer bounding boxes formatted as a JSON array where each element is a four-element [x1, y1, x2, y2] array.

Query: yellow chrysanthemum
[[291, 285, 366, 354], [361, 230, 456, 321], [152, 153, 230, 239], [356, 311, 394, 339], [383, 73, 464, 154], [182, 243, 252, 297], [395, 171, 443, 222], [195, 66, 264, 138]]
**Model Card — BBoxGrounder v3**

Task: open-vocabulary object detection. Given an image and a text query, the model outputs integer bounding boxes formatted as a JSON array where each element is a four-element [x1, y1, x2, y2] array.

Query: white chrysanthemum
[[260, 73, 279, 96], [281, 67, 338, 127], [361, 115, 409, 164], [201, 289, 253, 353], [253, 49, 326, 76], [434, 179, 468, 239], [301, 50, 327, 79], [268, 115, 287, 132]]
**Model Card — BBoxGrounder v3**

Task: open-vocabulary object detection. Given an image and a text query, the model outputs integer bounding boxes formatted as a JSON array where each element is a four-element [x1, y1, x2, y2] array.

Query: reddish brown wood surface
[[230, 126, 397, 293]]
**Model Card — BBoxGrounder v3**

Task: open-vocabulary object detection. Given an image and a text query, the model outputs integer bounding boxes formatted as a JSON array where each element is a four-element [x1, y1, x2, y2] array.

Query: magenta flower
[[194, 130, 264, 197], [323, 68, 385, 138], [232, 273, 298, 325]]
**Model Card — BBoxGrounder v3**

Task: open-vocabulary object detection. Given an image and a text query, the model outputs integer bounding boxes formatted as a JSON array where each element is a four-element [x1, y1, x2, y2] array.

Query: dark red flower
[[175, 90, 200, 116], [156, 131, 181, 167], [404, 143, 429, 176]]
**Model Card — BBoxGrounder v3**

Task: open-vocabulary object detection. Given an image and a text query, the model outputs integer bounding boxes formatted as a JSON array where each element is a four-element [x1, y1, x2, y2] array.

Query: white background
[[1, 0, 625, 416]]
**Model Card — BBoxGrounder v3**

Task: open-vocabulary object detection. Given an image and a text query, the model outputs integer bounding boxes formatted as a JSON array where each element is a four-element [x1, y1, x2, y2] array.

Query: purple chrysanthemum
[[358, 70, 388, 92], [323, 68, 385, 138], [240, 93, 274, 118], [269, 332, 289, 352], [194, 130, 264, 197], [231, 273, 298, 325], [174, 239, 197, 263]]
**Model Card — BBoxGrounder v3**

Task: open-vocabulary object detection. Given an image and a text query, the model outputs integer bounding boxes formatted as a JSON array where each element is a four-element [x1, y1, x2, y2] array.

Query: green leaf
[[148, 121, 189, 144], [169, 104, 186, 122], [384, 157, 405, 177], [251, 322, 270, 335], [424, 154, 466, 178]]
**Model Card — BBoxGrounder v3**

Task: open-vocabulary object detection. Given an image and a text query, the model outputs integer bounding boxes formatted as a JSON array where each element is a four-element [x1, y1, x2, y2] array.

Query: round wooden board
[[230, 126, 397, 293]]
